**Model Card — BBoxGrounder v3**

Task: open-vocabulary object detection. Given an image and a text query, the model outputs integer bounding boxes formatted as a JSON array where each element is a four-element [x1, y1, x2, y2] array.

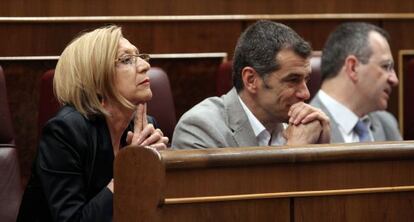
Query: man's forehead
[[274, 59, 311, 79], [368, 31, 392, 60], [277, 53, 311, 70]]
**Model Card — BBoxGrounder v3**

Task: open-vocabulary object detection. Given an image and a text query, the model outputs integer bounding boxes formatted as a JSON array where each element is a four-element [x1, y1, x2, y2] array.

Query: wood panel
[[0, 17, 409, 117], [0, 16, 412, 124], [295, 193, 414, 222], [114, 142, 414, 221], [398, 50, 414, 140], [0, 53, 226, 185], [1, 1, 414, 16], [0, 21, 242, 56], [1, 15, 414, 116], [162, 199, 290, 222], [2, 58, 56, 185], [1, 15, 414, 58], [163, 155, 414, 198], [382, 20, 414, 120], [1, 16, 413, 118]]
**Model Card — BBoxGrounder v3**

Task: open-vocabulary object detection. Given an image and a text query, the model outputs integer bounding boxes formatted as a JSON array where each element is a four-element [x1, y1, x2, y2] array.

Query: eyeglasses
[[115, 54, 150, 66], [380, 61, 395, 73]]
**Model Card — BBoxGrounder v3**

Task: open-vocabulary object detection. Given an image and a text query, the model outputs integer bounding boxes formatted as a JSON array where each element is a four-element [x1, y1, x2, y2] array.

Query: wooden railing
[[114, 141, 414, 221]]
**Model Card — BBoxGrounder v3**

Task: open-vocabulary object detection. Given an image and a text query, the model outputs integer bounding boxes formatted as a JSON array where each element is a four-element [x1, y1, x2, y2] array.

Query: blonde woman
[[17, 25, 168, 222]]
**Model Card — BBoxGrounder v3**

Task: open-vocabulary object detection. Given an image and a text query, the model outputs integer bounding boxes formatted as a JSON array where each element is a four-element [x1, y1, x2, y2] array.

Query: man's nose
[[388, 70, 399, 87], [297, 81, 310, 100]]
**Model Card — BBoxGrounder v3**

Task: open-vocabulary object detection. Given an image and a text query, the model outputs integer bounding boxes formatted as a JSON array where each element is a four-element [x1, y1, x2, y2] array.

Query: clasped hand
[[284, 102, 330, 145], [126, 103, 169, 150]]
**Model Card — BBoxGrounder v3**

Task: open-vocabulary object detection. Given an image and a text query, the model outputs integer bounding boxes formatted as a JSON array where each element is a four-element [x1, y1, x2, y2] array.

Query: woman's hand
[[126, 103, 169, 150]]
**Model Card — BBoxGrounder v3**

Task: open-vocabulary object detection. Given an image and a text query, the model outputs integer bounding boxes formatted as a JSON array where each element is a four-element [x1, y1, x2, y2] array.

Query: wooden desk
[[114, 141, 414, 221]]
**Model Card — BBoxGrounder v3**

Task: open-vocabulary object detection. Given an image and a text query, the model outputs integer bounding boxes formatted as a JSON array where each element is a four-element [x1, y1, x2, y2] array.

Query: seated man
[[172, 20, 330, 149], [311, 22, 402, 143]]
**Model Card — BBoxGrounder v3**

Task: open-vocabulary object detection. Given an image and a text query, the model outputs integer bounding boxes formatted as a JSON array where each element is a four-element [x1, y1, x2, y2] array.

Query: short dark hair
[[232, 20, 312, 92], [321, 22, 390, 81]]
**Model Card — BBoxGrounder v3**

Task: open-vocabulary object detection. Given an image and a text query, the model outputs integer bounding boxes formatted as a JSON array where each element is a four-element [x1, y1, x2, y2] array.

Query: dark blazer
[[17, 105, 156, 222], [310, 93, 402, 143]]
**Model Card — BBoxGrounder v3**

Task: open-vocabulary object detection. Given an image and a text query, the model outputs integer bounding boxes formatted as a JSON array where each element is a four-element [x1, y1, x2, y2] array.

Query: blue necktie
[[354, 120, 370, 142]]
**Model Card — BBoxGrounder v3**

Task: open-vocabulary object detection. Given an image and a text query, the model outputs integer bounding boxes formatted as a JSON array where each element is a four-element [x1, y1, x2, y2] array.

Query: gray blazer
[[310, 92, 402, 143], [172, 88, 259, 149]]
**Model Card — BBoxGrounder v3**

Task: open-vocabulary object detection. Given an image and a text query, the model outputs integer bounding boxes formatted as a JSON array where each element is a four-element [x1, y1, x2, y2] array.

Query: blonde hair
[[54, 25, 135, 117]]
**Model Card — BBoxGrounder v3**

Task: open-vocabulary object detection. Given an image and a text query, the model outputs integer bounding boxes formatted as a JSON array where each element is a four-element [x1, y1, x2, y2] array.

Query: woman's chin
[[142, 91, 153, 102], [130, 92, 153, 105]]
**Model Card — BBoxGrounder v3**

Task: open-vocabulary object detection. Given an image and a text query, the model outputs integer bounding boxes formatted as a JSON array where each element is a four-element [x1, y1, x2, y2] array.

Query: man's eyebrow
[[382, 59, 394, 64], [281, 73, 305, 79]]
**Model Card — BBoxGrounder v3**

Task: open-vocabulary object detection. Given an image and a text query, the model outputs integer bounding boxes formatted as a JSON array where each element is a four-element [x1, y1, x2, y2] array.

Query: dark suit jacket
[[311, 93, 402, 143], [17, 105, 156, 222]]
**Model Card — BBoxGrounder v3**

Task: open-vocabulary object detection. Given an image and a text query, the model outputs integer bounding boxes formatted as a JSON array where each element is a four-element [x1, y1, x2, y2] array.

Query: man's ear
[[344, 55, 359, 82], [241, 66, 259, 93]]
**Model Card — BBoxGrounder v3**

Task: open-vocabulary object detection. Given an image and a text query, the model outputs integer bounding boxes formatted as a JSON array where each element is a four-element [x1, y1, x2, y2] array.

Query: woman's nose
[[136, 58, 150, 73]]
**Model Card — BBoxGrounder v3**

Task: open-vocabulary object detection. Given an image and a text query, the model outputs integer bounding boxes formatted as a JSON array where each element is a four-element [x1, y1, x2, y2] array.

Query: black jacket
[[17, 105, 157, 222]]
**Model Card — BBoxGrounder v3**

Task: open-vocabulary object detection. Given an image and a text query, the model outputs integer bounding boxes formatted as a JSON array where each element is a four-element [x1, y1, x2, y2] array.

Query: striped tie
[[354, 120, 370, 142]]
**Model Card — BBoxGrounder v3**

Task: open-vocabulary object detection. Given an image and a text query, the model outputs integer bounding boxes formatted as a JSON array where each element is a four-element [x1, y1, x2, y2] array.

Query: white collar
[[238, 96, 266, 137], [238, 96, 287, 146], [318, 90, 363, 134]]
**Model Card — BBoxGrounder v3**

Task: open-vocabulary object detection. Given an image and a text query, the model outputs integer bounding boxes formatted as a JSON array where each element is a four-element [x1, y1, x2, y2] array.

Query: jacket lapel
[[310, 95, 344, 143], [368, 114, 386, 141], [223, 88, 258, 147]]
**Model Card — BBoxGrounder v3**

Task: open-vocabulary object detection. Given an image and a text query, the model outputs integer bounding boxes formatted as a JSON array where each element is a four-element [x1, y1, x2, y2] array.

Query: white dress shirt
[[238, 97, 287, 146], [317, 90, 373, 142]]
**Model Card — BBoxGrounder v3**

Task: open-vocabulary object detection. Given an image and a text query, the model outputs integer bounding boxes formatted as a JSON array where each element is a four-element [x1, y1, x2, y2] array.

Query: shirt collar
[[238, 96, 287, 146], [318, 90, 360, 134], [238, 96, 266, 137]]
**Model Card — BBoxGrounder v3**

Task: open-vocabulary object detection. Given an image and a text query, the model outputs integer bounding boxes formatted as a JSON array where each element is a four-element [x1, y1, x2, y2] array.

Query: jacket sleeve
[[379, 111, 403, 141], [171, 111, 229, 149], [36, 115, 113, 222]]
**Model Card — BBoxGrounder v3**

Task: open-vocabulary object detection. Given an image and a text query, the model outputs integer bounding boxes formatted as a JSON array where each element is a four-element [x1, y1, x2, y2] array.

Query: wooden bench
[[114, 141, 414, 221]]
